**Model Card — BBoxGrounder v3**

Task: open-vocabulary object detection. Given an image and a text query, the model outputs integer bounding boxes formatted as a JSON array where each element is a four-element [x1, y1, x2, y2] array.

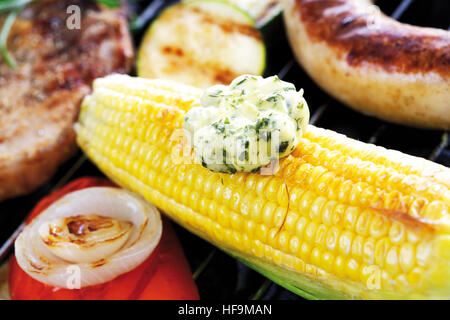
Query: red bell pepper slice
[[9, 177, 199, 300]]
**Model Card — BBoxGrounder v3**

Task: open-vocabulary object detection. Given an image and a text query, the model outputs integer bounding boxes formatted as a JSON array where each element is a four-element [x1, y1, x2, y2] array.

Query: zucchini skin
[[137, 0, 266, 88], [225, 0, 283, 28]]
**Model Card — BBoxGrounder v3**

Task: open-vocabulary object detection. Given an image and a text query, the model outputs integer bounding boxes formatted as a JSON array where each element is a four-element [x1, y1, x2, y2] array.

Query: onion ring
[[15, 187, 162, 289]]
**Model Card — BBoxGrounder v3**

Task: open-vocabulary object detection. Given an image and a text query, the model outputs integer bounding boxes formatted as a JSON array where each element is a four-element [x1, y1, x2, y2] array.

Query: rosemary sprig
[[95, 0, 120, 8], [0, 7, 20, 68], [0, 0, 34, 69], [0, 0, 32, 12]]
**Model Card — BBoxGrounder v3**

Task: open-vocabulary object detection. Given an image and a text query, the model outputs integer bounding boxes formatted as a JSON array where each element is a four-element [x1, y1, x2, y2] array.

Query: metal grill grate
[[0, 0, 449, 300]]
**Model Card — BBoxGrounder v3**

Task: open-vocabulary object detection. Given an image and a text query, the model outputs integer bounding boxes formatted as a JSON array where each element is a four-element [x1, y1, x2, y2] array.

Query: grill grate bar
[[310, 101, 331, 125], [0, 154, 89, 265], [193, 249, 216, 280], [130, 0, 165, 31], [0, 223, 23, 264], [51, 155, 87, 192], [391, 0, 415, 20], [277, 59, 295, 79], [367, 124, 388, 144], [251, 279, 272, 300], [428, 132, 449, 161]]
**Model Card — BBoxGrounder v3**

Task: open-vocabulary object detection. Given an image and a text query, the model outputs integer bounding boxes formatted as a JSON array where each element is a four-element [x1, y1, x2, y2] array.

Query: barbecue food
[[137, 0, 265, 88], [76, 74, 450, 299], [281, 0, 450, 130], [0, 0, 134, 201], [10, 177, 199, 300], [183, 74, 309, 173]]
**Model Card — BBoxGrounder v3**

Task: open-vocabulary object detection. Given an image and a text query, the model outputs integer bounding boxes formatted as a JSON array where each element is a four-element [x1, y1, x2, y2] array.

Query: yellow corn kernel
[[77, 74, 450, 299]]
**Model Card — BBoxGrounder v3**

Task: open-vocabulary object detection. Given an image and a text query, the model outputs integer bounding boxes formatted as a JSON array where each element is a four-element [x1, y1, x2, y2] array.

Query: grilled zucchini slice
[[137, 0, 265, 88]]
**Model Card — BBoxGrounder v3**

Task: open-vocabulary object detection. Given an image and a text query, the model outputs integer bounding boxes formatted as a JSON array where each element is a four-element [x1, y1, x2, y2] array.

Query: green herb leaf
[[278, 141, 289, 153], [255, 117, 270, 132], [0, 0, 32, 13], [233, 78, 247, 87], [0, 7, 21, 69], [95, 0, 121, 8]]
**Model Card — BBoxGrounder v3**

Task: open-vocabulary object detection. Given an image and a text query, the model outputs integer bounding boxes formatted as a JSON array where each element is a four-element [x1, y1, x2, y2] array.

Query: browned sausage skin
[[282, 0, 450, 129]]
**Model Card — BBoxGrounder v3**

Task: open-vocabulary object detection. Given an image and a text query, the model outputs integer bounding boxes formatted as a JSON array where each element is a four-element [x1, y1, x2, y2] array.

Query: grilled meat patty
[[0, 0, 133, 201]]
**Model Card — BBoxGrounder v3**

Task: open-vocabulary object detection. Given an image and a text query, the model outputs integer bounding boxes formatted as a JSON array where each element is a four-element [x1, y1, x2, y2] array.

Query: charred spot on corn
[[183, 74, 310, 173]]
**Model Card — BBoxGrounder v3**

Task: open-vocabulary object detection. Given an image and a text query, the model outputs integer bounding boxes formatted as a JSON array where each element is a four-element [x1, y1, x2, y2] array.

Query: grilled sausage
[[281, 0, 450, 129]]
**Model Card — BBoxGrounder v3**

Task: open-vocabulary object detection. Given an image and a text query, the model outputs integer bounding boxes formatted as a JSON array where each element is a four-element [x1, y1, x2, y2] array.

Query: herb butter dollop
[[183, 75, 310, 173]]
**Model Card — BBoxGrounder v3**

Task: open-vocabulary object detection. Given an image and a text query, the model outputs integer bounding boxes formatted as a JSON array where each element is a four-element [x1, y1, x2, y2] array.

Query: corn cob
[[76, 74, 450, 300]]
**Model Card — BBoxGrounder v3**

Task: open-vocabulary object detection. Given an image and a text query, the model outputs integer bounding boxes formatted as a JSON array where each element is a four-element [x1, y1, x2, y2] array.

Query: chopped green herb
[[278, 141, 289, 153], [296, 118, 302, 130], [238, 150, 249, 162], [244, 124, 255, 132], [212, 122, 225, 133], [265, 96, 278, 103], [255, 117, 270, 132], [208, 90, 223, 98], [259, 130, 271, 142], [226, 166, 237, 174], [234, 78, 247, 87], [251, 167, 261, 173]]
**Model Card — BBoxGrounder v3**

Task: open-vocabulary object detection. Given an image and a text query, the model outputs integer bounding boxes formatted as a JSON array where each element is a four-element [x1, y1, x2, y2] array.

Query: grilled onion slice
[[15, 187, 162, 289]]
